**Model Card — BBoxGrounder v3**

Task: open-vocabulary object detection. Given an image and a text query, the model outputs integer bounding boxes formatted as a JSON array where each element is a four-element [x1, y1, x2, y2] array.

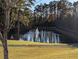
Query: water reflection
[[22, 28, 60, 43]]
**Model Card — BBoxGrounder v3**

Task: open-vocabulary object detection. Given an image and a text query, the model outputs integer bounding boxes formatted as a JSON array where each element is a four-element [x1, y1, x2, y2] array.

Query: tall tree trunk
[[17, 10, 20, 40]]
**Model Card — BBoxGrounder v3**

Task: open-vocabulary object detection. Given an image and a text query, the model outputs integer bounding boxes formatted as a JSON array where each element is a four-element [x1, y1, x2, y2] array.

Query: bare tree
[[0, 0, 27, 59], [0, 0, 19, 59], [0, 0, 35, 59]]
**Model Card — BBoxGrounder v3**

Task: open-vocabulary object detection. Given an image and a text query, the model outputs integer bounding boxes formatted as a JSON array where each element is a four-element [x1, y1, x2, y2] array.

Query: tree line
[[32, 0, 78, 26]]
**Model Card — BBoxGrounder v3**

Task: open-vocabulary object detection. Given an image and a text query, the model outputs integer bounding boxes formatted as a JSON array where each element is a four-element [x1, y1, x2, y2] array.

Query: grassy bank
[[0, 40, 78, 59], [0, 40, 68, 46]]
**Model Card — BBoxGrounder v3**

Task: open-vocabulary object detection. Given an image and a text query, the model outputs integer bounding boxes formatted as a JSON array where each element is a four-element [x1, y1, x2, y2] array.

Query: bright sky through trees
[[31, 0, 78, 11]]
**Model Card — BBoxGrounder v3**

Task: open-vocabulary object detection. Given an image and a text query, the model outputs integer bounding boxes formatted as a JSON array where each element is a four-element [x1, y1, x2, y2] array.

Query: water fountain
[[22, 28, 60, 43], [35, 28, 39, 42]]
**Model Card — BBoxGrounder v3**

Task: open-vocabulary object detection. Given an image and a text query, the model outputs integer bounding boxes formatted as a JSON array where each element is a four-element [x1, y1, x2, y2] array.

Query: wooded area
[[0, 0, 78, 59]]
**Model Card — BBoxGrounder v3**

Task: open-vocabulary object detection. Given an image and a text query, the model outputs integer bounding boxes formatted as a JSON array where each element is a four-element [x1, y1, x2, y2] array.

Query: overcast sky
[[31, 0, 78, 11]]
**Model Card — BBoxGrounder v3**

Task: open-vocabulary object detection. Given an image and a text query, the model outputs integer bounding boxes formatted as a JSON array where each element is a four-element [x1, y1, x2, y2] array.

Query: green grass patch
[[0, 40, 68, 46]]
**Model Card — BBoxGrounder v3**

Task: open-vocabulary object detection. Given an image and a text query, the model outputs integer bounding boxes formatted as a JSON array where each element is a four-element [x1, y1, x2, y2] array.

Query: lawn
[[0, 40, 78, 59], [0, 40, 68, 45]]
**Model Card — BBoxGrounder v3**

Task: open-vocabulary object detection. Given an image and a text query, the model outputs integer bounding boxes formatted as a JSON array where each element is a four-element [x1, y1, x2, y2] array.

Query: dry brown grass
[[0, 40, 78, 59], [0, 46, 78, 59]]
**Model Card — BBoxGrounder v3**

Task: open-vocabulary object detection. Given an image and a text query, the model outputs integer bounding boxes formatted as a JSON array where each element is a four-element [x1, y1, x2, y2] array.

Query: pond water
[[21, 28, 60, 43]]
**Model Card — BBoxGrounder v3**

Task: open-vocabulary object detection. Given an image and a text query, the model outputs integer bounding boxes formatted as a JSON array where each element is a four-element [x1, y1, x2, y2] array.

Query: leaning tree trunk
[[0, 31, 8, 59], [2, 31, 8, 59], [2, 8, 11, 59]]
